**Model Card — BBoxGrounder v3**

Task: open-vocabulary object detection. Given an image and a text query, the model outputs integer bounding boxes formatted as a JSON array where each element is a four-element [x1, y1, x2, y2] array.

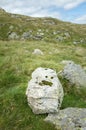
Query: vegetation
[[0, 8, 86, 130], [0, 40, 86, 130], [0, 9, 86, 42], [39, 80, 53, 86]]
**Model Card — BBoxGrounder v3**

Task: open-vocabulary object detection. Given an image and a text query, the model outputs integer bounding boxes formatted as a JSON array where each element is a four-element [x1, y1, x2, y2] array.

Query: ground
[[0, 40, 86, 130]]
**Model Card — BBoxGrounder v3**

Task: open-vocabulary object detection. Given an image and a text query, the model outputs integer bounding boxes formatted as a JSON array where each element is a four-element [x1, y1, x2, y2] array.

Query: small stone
[[64, 32, 70, 37], [32, 49, 44, 55], [56, 36, 64, 41]]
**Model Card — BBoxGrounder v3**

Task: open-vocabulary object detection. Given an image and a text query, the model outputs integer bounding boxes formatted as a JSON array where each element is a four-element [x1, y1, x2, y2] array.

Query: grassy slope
[[0, 10, 86, 42], [0, 40, 86, 130]]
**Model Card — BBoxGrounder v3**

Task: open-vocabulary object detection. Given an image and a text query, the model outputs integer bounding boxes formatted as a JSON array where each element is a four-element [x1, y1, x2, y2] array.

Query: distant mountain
[[0, 8, 86, 43]]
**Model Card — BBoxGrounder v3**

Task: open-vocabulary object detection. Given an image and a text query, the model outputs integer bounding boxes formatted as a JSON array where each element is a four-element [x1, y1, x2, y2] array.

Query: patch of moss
[[39, 80, 53, 86]]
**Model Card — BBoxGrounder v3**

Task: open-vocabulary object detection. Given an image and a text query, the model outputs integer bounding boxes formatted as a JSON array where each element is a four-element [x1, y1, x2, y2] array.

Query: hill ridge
[[0, 8, 86, 43]]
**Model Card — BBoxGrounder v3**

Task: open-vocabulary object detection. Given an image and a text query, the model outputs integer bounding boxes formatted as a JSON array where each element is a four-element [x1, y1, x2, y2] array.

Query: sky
[[0, 0, 86, 24]]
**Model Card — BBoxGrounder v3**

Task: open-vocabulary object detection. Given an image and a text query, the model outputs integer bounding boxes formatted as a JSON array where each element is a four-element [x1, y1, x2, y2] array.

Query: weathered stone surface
[[45, 107, 86, 130], [61, 61, 86, 88], [26, 67, 64, 114], [32, 49, 44, 55]]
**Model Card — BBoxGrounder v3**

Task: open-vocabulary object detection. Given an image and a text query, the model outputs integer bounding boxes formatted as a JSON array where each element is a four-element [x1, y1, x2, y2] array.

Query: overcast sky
[[0, 0, 86, 24]]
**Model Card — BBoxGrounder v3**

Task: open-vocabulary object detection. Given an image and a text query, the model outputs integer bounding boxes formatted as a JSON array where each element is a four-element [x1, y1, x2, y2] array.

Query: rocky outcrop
[[61, 61, 86, 88], [26, 67, 64, 114], [45, 107, 86, 130]]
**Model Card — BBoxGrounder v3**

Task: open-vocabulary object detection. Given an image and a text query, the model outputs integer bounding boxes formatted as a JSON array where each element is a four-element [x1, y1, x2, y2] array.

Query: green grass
[[0, 40, 86, 130]]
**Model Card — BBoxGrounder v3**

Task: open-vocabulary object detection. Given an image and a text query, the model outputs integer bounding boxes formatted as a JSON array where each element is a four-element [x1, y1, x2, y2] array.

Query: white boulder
[[26, 67, 64, 114]]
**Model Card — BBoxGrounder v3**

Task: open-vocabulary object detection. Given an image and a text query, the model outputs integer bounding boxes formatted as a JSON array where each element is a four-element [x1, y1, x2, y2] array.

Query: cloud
[[63, 0, 86, 9], [30, 7, 61, 19], [73, 15, 86, 24], [0, 0, 86, 11], [0, 0, 86, 23], [0, 0, 61, 18]]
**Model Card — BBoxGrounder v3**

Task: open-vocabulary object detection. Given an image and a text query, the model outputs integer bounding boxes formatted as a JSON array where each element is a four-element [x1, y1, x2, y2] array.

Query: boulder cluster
[[26, 62, 86, 130]]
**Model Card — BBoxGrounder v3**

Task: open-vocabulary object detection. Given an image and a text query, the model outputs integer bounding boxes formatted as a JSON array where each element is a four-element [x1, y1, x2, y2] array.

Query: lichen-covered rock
[[45, 107, 86, 130], [61, 62, 86, 88], [26, 67, 64, 114]]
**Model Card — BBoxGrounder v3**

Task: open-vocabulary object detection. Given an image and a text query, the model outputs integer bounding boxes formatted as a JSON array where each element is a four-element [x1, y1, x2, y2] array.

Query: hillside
[[0, 8, 86, 44], [0, 8, 86, 130]]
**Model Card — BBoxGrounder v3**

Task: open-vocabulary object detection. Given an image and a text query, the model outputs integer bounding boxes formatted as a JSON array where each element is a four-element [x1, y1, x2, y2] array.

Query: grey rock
[[45, 107, 86, 130], [73, 41, 80, 44], [32, 49, 44, 55], [53, 31, 57, 35], [33, 36, 43, 40], [80, 39, 84, 43], [33, 32, 44, 40], [37, 32, 44, 36], [61, 61, 86, 88], [73, 41, 77, 44], [8, 32, 19, 40], [64, 32, 70, 37], [21, 32, 31, 40], [26, 67, 64, 114], [56, 36, 64, 42], [9, 25, 14, 30]]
